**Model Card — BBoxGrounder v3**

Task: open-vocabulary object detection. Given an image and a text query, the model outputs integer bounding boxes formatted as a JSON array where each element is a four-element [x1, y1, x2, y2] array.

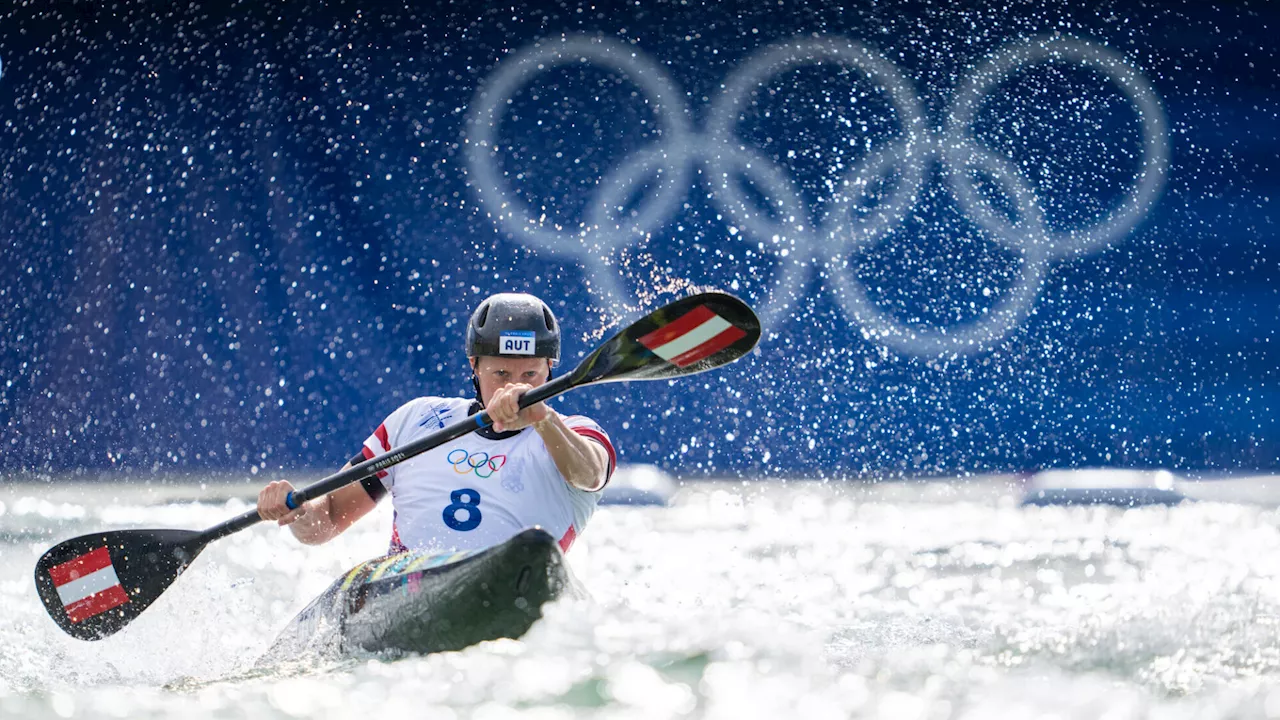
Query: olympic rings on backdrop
[[446, 448, 507, 478], [465, 34, 1169, 356]]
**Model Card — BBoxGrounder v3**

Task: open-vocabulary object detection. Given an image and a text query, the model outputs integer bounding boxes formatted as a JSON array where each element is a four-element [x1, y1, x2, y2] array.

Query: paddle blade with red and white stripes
[[34, 529, 205, 640], [568, 292, 761, 386]]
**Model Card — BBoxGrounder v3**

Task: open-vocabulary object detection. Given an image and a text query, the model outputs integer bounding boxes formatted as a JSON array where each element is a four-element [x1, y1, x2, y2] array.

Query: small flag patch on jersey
[[637, 305, 748, 367], [48, 546, 129, 623]]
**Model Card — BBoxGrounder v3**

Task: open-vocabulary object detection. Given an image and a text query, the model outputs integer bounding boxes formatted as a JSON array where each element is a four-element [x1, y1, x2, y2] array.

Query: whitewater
[[3, 476, 1280, 719]]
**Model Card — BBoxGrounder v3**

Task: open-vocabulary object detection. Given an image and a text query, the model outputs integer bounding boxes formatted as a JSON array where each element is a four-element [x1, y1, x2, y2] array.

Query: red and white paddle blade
[[573, 292, 761, 385], [34, 529, 204, 640]]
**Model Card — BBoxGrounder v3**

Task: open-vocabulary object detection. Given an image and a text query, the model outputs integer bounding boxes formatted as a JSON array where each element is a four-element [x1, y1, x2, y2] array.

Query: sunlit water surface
[[3, 478, 1280, 719]]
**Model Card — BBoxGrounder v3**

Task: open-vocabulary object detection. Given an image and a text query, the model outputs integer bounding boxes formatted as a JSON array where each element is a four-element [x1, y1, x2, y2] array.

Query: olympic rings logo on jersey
[[465, 34, 1169, 356], [446, 448, 507, 478]]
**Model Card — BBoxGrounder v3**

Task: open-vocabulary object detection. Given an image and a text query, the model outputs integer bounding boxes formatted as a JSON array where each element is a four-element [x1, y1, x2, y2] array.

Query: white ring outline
[[824, 142, 1050, 354], [465, 35, 694, 257], [706, 37, 929, 260], [588, 142, 815, 331], [945, 35, 1170, 259]]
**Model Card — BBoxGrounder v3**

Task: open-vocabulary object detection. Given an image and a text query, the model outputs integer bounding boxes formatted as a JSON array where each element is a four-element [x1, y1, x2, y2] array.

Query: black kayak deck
[[260, 527, 568, 663]]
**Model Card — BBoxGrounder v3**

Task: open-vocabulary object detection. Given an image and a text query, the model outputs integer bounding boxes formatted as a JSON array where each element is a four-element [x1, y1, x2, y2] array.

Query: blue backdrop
[[1, 0, 1275, 477]]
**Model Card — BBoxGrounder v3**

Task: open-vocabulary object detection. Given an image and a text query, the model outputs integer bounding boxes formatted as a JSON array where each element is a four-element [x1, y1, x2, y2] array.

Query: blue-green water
[[3, 476, 1280, 719]]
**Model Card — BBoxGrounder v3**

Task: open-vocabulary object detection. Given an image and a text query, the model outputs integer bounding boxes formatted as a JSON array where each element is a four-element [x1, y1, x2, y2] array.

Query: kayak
[[259, 527, 568, 663]]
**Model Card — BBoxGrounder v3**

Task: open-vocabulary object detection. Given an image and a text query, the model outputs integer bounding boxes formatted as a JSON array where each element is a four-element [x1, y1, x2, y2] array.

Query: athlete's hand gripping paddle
[[34, 292, 761, 641]]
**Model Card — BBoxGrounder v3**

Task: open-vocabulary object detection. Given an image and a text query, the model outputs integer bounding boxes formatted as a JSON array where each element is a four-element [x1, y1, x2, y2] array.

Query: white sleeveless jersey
[[357, 396, 616, 554]]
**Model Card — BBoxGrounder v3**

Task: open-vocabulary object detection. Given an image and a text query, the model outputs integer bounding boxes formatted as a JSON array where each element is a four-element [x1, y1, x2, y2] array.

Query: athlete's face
[[471, 356, 552, 405]]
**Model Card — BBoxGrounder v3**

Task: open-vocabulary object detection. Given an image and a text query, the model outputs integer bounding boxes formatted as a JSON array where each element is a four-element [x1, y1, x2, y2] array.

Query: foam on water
[[3, 478, 1280, 719]]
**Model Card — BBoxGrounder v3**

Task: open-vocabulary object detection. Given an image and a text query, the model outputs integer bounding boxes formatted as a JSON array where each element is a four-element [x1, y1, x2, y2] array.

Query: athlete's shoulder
[[559, 413, 616, 458], [560, 413, 609, 433], [556, 412, 617, 489]]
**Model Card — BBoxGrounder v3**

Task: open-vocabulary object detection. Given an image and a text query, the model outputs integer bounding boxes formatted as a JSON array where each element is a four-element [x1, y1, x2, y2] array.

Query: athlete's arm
[[486, 383, 609, 491], [257, 462, 381, 545], [532, 412, 610, 491]]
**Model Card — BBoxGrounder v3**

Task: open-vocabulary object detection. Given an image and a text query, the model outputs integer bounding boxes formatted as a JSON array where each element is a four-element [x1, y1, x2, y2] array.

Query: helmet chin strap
[[470, 358, 485, 408]]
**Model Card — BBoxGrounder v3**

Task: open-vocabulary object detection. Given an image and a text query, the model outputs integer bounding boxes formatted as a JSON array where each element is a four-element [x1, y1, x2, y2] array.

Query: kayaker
[[256, 292, 615, 553]]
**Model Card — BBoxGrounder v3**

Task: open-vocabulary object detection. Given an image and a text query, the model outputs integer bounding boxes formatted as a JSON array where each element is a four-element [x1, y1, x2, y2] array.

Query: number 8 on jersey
[[443, 488, 482, 531]]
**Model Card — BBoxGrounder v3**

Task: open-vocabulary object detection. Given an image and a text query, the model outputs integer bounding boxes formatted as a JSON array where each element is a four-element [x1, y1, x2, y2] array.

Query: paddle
[[35, 291, 761, 641]]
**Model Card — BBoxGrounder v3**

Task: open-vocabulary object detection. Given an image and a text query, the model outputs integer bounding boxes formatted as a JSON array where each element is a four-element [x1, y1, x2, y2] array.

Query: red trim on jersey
[[360, 445, 388, 479], [572, 427, 616, 483], [374, 424, 391, 452], [389, 511, 406, 553], [558, 525, 577, 552]]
